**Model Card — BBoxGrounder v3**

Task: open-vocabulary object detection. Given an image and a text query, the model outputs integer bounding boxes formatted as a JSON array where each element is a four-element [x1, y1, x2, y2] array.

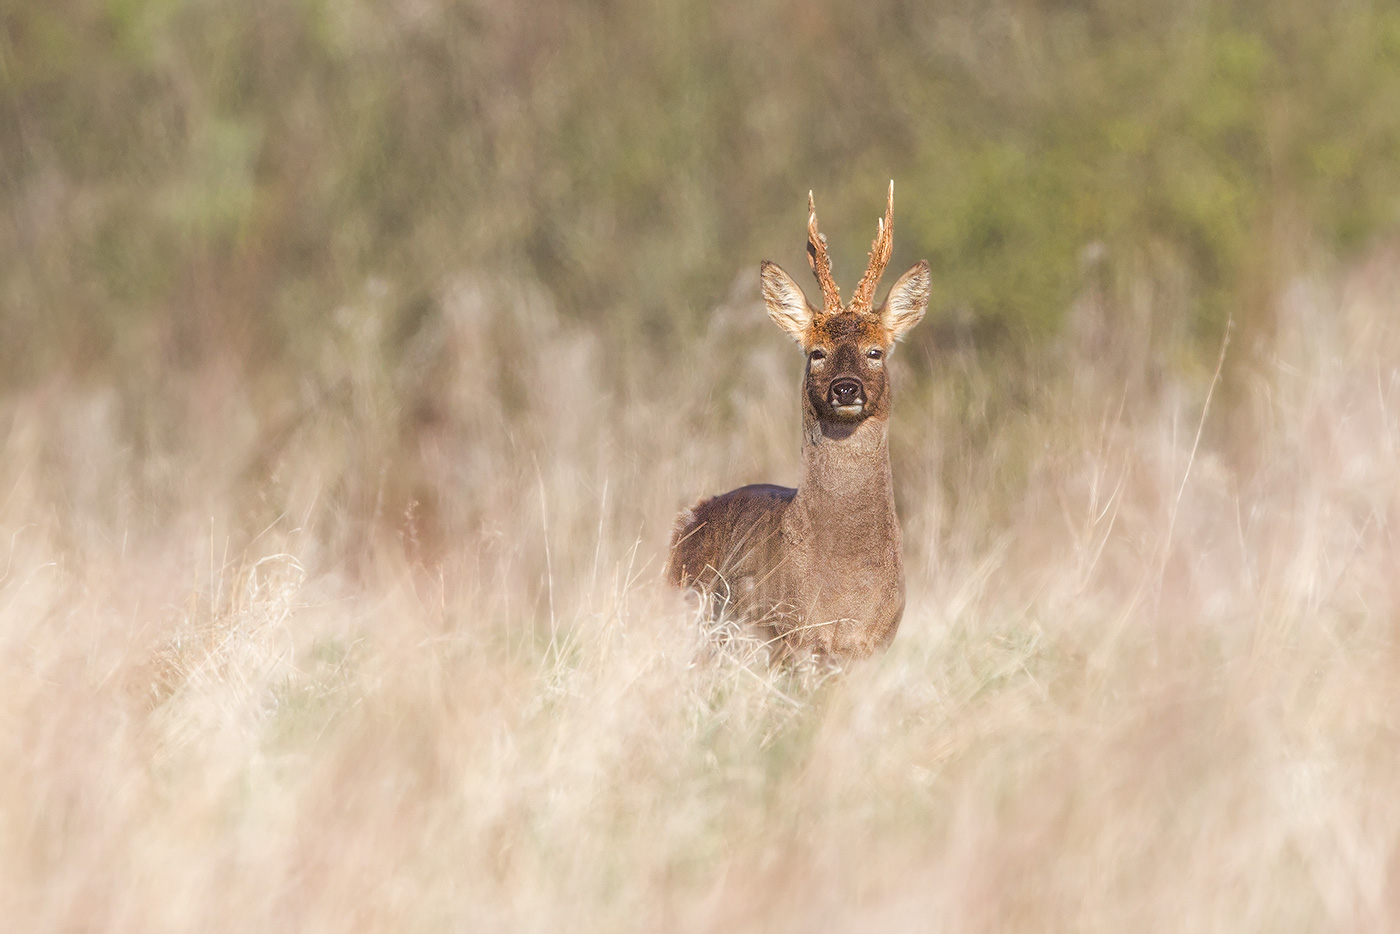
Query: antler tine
[[851, 180, 895, 312], [806, 190, 842, 314]]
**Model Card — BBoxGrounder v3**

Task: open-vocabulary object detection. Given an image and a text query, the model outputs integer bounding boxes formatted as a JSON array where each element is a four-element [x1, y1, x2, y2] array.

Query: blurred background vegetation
[[3, 0, 1400, 548]]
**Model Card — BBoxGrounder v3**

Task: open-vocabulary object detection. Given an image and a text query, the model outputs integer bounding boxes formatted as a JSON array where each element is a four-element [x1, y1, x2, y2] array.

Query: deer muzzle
[[829, 378, 865, 417]]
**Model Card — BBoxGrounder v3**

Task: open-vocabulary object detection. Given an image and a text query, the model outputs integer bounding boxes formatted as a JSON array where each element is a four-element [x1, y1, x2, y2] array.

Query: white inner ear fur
[[760, 260, 814, 344], [881, 260, 931, 341]]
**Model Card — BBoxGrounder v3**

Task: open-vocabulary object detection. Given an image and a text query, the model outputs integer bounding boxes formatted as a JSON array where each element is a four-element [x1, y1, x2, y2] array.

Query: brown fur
[[666, 184, 931, 664]]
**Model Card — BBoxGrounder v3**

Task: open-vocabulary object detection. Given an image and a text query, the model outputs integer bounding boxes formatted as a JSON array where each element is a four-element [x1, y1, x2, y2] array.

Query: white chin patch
[[833, 404, 864, 418]]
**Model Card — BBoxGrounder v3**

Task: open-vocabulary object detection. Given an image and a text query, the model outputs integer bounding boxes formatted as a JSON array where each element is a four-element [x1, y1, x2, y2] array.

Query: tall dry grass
[[2, 246, 1399, 931]]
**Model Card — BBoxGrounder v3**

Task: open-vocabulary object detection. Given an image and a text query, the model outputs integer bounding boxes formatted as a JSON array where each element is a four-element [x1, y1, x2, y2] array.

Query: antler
[[806, 191, 842, 314], [850, 180, 894, 313]]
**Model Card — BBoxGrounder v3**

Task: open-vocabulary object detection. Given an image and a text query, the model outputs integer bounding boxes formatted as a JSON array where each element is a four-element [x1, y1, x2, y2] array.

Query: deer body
[[667, 184, 929, 664]]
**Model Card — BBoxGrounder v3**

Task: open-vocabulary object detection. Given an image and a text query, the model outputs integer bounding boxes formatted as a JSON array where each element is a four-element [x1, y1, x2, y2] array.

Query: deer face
[[760, 183, 930, 425]]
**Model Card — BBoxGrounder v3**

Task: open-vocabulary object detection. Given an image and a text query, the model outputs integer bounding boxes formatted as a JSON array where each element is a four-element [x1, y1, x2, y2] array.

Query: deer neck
[[793, 409, 898, 533]]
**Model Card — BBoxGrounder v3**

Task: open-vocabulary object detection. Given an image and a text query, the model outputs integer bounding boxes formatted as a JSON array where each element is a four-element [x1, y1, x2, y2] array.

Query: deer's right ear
[[760, 261, 814, 344]]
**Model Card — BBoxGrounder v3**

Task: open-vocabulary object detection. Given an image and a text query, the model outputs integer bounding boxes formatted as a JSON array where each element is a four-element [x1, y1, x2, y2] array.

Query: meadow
[[4, 0, 1400, 929], [3, 246, 1399, 929]]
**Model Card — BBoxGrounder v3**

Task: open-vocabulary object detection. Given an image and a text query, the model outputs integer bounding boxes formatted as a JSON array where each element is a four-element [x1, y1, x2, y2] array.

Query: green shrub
[[3, 0, 1399, 385]]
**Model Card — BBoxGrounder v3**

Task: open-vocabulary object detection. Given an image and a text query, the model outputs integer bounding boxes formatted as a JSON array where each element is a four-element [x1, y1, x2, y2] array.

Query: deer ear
[[761, 261, 814, 343], [880, 260, 930, 341]]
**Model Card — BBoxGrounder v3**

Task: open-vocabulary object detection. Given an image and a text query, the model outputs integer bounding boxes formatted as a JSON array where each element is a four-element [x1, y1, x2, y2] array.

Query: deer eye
[[809, 349, 827, 362], [866, 348, 884, 361]]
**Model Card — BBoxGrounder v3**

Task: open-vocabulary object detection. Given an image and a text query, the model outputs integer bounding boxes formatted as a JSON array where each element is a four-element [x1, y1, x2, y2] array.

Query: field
[[6, 1, 1400, 929], [2, 246, 1398, 930]]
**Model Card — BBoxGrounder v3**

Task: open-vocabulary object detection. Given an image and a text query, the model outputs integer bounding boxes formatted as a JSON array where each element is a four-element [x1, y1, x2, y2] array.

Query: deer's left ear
[[880, 261, 930, 341]]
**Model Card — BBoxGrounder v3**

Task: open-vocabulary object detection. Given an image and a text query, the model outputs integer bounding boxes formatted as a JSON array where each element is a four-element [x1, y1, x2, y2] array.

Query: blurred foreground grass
[[1, 245, 1398, 930]]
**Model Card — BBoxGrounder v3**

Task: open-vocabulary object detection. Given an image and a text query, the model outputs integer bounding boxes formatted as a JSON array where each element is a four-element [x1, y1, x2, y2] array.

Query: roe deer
[[666, 182, 929, 664]]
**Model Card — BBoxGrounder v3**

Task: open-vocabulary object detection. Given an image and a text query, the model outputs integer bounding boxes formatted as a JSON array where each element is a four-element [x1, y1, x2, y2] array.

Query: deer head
[[760, 182, 930, 426]]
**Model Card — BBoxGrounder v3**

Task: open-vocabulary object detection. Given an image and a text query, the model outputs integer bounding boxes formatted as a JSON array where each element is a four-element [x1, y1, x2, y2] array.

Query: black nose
[[830, 378, 864, 406]]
